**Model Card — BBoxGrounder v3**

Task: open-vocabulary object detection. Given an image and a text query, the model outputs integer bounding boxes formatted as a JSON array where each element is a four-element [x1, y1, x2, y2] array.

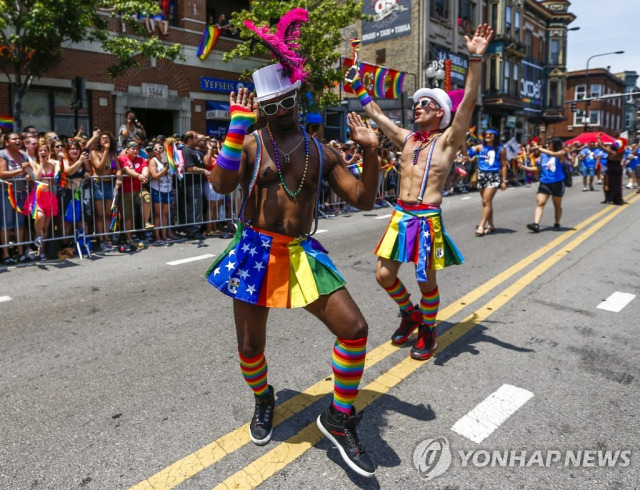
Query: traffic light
[[570, 101, 577, 113], [71, 76, 85, 110]]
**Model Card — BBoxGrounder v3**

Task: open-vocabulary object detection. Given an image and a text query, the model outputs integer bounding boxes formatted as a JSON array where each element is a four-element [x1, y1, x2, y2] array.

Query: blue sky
[[565, 0, 637, 76]]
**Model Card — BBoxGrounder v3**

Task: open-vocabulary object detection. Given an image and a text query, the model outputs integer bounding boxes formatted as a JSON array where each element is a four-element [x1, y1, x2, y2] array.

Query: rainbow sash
[[374, 202, 463, 282]]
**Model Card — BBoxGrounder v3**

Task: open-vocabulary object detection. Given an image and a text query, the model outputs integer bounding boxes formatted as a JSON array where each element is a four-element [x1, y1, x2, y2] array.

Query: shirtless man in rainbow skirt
[[353, 24, 493, 361], [206, 8, 380, 478]]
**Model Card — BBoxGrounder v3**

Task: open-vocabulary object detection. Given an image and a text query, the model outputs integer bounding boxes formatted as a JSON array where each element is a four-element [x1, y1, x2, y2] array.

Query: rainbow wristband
[[216, 104, 258, 171], [351, 74, 372, 107]]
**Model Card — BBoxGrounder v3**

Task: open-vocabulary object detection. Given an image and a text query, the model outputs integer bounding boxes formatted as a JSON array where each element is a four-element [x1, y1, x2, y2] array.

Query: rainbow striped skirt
[[374, 201, 463, 282], [206, 222, 346, 308]]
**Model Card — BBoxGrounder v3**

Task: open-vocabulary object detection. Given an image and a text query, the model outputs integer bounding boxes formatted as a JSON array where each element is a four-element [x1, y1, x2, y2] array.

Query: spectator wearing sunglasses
[[208, 62, 380, 477], [148, 143, 173, 244], [353, 24, 494, 362]]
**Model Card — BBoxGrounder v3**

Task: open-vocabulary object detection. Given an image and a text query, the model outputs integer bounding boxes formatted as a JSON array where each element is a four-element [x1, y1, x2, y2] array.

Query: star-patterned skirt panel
[[374, 202, 463, 283], [206, 222, 346, 308]]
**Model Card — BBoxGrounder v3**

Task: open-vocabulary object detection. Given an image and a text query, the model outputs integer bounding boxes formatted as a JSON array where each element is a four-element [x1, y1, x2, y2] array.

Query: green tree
[[225, 0, 367, 113], [0, 0, 183, 132]]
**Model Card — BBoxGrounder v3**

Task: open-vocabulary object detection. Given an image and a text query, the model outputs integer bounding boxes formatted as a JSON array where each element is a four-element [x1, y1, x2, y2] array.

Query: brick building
[[483, 0, 575, 143], [0, 1, 262, 140], [554, 68, 626, 140]]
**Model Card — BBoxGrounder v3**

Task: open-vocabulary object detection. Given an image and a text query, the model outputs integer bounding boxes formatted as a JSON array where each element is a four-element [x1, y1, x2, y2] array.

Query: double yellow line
[[131, 193, 639, 490]]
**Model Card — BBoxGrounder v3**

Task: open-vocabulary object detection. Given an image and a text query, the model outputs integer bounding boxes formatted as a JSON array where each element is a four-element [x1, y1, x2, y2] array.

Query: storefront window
[[18, 88, 89, 135]]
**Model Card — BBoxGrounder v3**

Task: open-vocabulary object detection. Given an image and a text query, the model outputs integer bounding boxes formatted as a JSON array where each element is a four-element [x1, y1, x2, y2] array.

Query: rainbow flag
[[165, 142, 183, 180], [0, 179, 25, 214], [347, 162, 363, 176], [0, 115, 13, 131], [55, 160, 67, 189], [30, 181, 49, 218], [374, 67, 388, 98], [387, 70, 405, 99], [197, 25, 221, 60], [109, 187, 120, 232]]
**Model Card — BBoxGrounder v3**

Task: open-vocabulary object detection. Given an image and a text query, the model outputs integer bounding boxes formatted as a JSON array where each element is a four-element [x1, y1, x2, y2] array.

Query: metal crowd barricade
[[1, 173, 242, 262]]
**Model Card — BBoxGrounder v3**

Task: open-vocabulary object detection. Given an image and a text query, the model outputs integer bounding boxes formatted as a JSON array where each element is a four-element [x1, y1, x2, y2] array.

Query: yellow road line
[[213, 193, 639, 489], [131, 195, 636, 490]]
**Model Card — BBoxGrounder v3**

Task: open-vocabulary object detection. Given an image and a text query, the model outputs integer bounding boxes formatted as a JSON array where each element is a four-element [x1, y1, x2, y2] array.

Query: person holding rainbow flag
[[206, 8, 380, 478], [351, 23, 494, 361]]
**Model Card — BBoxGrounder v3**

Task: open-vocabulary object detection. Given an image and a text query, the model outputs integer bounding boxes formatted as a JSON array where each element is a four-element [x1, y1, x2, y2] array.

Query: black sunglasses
[[260, 94, 297, 116], [413, 99, 440, 110], [54, 144, 64, 148]]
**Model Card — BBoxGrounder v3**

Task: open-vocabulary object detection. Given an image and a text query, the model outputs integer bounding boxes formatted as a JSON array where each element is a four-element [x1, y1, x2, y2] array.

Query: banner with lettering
[[343, 59, 405, 99], [520, 59, 543, 114], [362, 0, 412, 44]]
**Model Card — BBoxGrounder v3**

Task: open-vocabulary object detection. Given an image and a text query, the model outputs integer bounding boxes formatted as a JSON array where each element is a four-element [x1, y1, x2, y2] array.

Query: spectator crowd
[[1, 116, 638, 267]]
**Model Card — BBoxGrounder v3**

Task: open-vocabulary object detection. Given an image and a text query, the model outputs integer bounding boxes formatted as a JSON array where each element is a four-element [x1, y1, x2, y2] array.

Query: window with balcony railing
[[431, 0, 450, 23], [458, 0, 476, 35]]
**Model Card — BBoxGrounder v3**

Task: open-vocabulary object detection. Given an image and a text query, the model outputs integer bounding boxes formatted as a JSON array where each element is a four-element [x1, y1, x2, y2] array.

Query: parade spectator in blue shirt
[[594, 146, 608, 185], [578, 142, 597, 191]]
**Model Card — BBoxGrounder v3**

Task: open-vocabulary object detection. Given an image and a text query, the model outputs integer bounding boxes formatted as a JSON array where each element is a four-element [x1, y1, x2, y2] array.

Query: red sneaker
[[391, 305, 422, 345], [410, 325, 437, 360]]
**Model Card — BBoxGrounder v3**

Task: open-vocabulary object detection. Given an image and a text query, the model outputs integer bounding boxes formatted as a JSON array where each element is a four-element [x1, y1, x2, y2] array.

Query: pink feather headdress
[[244, 8, 309, 83]]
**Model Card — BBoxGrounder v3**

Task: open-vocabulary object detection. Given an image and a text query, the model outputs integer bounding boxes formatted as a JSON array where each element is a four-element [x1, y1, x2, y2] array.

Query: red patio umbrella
[[564, 132, 615, 146]]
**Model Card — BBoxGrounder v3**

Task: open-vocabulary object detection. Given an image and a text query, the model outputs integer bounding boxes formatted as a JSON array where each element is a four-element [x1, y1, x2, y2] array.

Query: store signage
[[520, 59, 543, 113], [206, 100, 230, 120], [362, 0, 412, 43], [201, 77, 255, 94]]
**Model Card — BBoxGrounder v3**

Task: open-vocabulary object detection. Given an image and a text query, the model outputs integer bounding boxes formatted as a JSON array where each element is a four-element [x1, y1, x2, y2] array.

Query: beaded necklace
[[266, 124, 309, 198], [412, 131, 441, 165]]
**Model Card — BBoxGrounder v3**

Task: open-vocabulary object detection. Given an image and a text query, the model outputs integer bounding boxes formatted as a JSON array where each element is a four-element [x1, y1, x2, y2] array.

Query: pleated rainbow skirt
[[374, 202, 463, 282], [206, 222, 346, 308]]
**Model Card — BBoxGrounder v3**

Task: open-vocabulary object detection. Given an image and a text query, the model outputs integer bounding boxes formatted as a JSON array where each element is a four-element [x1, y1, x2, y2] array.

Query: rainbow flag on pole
[[197, 25, 221, 60], [0, 115, 13, 131], [29, 181, 49, 218], [165, 142, 183, 180], [0, 178, 25, 214]]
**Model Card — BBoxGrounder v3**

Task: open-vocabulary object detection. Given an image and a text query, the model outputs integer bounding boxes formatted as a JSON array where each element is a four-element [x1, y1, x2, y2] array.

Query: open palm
[[465, 24, 494, 56]]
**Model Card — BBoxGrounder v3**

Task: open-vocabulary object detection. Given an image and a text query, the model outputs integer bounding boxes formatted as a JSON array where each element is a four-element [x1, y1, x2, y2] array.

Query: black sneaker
[[553, 223, 561, 231], [317, 403, 376, 478], [410, 325, 438, 361], [391, 304, 422, 345], [526, 223, 540, 233], [249, 385, 275, 446], [2, 257, 17, 266]]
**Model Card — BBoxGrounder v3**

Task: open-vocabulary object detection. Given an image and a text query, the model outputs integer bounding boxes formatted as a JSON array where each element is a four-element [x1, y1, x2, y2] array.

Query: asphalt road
[[1, 183, 638, 490]]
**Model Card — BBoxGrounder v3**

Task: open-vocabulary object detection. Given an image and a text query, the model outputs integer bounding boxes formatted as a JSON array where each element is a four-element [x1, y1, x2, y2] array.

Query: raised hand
[[229, 88, 254, 111], [465, 23, 494, 56], [347, 112, 377, 150]]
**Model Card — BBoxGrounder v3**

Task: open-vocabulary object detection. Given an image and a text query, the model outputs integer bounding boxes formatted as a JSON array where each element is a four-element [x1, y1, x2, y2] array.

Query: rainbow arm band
[[351, 72, 372, 107], [216, 104, 257, 171]]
